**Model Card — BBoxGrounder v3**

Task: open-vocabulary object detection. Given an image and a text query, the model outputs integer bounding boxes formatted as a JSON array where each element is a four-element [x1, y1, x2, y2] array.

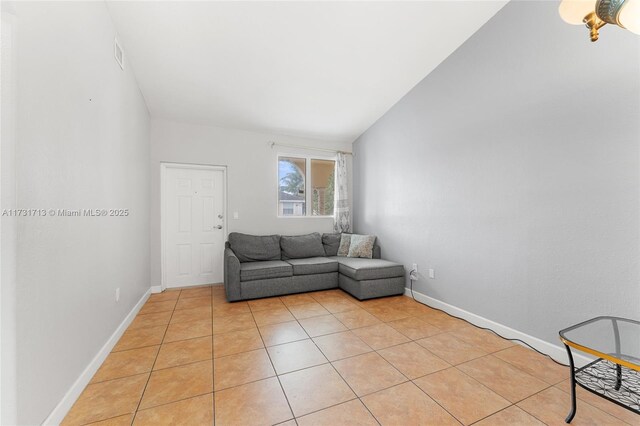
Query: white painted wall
[[353, 1, 640, 350], [10, 2, 150, 424], [150, 119, 352, 287], [1, 4, 18, 425]]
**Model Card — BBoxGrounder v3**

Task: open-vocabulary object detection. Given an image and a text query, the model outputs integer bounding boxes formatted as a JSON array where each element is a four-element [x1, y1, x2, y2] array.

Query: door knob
[[218, 214, 223, 219], [215, 225, 222, 229]]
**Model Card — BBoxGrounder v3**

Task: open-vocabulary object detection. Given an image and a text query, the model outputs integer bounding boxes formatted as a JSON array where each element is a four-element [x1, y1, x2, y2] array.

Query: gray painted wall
[[11, 2, 151, 423], [150, 119, 352, 287], [353, 0, 640, 348]]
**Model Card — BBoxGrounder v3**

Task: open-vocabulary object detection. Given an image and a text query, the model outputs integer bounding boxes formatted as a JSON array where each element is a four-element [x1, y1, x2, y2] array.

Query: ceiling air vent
[[114, 38, 124, 70]]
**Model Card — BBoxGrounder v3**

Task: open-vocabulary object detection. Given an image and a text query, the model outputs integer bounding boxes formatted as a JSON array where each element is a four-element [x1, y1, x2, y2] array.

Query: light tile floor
[[63, 285, 637, 425]]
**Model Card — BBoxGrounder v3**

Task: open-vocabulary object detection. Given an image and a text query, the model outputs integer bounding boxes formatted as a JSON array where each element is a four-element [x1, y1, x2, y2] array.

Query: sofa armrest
[[224, 247, 242, 301], [372, 244, 381, 259]]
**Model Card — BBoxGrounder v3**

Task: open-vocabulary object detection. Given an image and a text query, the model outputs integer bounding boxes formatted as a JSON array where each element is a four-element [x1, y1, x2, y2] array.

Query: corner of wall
[[42, 288, 151, 425]]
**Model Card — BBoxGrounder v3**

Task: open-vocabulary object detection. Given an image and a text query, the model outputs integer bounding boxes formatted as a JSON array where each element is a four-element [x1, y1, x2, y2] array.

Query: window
[[278, 155, 335, 217], [311, 159, 335, 216], [278, 156, 306, 216]]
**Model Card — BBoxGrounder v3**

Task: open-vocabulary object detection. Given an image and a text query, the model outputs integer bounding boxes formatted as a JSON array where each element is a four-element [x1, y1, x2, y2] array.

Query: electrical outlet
[[115, 287, 120, 302], [428, 269, 435, 279], [233, 211, 239, 220], [409, 263, 418, 280]]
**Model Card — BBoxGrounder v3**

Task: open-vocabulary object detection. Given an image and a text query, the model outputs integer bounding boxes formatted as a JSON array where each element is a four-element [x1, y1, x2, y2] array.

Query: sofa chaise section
[[331, 256, 405, 300]]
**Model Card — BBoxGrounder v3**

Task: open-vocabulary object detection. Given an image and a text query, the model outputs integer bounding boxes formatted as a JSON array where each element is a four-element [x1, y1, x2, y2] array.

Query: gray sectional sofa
[[223, 232, 405, 301]]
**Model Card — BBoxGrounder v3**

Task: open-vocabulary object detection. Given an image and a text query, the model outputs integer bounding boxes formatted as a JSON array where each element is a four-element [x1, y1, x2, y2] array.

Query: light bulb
[[619, 0, 640, 34], [559, 0, 596, 25]]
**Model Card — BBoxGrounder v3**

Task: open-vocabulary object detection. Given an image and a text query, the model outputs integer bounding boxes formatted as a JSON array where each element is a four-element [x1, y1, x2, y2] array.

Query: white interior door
[[164, 165, 225, 288]]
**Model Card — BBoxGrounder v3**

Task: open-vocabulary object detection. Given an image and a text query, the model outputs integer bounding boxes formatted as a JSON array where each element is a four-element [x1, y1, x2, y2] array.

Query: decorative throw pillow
[[337, 233, 352, 257], [347, 234, 376, 259]]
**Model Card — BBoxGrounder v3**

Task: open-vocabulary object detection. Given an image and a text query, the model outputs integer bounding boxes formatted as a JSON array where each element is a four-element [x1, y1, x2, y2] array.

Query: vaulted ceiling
[[107, 1, 507, 142]]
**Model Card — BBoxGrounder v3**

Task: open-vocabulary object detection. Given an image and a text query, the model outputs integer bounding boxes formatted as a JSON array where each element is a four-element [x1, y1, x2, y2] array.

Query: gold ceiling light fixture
[[559, 0, 640, 41]]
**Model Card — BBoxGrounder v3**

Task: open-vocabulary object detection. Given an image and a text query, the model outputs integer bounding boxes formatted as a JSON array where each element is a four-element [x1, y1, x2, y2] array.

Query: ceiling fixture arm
[[584, 11, 607, 42]]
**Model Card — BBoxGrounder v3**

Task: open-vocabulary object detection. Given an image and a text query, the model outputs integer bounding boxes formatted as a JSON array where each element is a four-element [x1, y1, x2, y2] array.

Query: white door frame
[[160, 162, 228, 291]]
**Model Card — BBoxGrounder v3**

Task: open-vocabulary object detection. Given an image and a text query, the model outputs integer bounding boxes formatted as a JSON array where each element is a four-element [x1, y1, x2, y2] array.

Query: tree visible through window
[[278, 157, 306, 216]]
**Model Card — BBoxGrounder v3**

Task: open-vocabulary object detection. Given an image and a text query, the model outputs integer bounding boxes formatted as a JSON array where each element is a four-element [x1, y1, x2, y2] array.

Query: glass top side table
[[559, 316, 640, 423]]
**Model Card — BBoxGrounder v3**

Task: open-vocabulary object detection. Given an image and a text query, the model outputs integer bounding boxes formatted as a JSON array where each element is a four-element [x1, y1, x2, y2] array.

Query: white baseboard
[[150, 285, 162, 294], [404, 287, 593, 368], [43, 288, 152, 425]]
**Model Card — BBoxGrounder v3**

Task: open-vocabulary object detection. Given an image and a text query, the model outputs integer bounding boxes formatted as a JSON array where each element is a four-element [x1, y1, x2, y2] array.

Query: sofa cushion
[[322, 233, 341, 257], [229, 233, 281, 263], [337, 233, 352, 256], [280, 233, 325, 259], [347, 234, 376, 259], [285, 257, 339, 275], [240, 260, 292, 281], [333, 257, 404, 281]]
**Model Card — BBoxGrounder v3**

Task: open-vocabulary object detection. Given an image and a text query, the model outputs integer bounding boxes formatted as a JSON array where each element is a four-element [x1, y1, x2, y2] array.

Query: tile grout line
[[213, 282, 238, 425], [72, 295, 183, 425], [130, 289, 182, 424], [73, 292, 180, 425], [506, 383, 557, 425], [70, 291, 416, 424], [307, 291, 520, 425], [74, 287, 630, 425], [454, 359, 628, 425], [273, 292, 357, 420], [294, 291, 382, 425], [407, 322, 629, 426], [466, 403, 517, 425], [86, 346, 162, 386], [128, 391, 215, 421], [508, 380, 631, 425], [319, 291, 422, 424], [211, 291, 220, 425], [360, 308, 464, 425], [393, 314, 551, 425], [548, 385, 636, 425], [212, 285, 230, 425], [74, 373, 153, 426], [406, 375, 470, 425], [280, 293, 361, 423], [407, 311, 563, 425], [224, 291, 622, 424], [177, 290, 535, 423], [252, 309, 298, 425]]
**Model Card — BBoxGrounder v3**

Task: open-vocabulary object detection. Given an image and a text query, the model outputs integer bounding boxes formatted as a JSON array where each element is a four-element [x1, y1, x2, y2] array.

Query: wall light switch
[[428, 269, 435, 279], [233, 211, 239, 220], [115, 287, 120, 302]]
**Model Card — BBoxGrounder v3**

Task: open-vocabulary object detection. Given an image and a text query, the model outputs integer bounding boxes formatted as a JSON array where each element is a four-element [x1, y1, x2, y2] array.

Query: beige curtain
[[333, 152, 351, 232]]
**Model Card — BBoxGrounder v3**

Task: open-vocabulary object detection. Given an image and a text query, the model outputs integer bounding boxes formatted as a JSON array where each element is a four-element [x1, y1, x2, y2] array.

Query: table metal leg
[[615, 364, 622, 391], [613, 319, 622, 392], [565, 344, 577, 423]]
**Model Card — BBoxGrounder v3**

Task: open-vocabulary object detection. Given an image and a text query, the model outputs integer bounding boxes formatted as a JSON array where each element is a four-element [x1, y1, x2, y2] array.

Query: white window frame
[[277, 153, 336, 218]]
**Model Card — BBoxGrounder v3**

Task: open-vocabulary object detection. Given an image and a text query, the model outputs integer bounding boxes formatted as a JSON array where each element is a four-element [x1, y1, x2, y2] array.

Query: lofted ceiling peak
[[107, 1, 508, 142]]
